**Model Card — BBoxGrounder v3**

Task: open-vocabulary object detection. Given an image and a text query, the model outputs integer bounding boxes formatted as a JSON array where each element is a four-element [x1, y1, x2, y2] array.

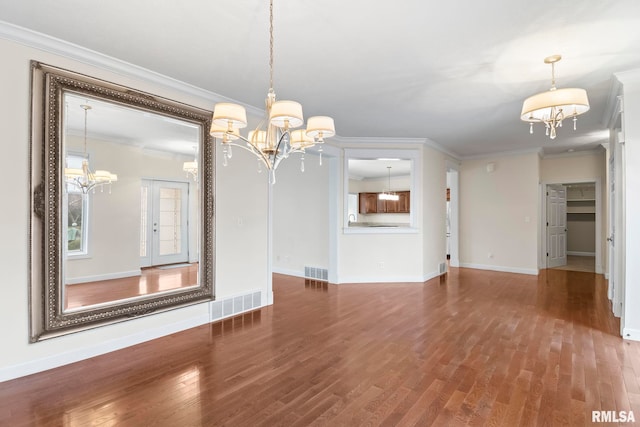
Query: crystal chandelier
[[379, 167, 399, 201], [520, 55, 590, 139], [65, 104, 117, 193], [211, 0, 335, 184]]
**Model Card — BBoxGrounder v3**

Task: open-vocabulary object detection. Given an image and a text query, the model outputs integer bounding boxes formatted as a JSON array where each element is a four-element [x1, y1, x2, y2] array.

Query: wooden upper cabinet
[[397, 191, 410, 213], [359, 191, 410, 214], [359, 192, 379, 214]]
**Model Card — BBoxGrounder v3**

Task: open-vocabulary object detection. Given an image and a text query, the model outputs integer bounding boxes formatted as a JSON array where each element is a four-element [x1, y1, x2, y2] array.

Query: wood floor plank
[[2, 268, 639, 426]]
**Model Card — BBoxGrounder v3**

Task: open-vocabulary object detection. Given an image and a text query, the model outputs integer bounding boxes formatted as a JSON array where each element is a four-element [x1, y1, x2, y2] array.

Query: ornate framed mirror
[[29, 62, 215, 341]]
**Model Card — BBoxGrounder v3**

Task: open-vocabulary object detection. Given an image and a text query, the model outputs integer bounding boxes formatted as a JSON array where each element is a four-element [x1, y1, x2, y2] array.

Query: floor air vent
[[304, 266, 328, 281], [210, 291, 262, 321]]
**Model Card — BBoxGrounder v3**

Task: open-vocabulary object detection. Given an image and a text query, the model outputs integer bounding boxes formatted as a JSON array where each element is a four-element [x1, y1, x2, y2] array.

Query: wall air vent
[[304, 266, 328, 281], [210, 291, 262, 321], [439, 262, 447, 275]]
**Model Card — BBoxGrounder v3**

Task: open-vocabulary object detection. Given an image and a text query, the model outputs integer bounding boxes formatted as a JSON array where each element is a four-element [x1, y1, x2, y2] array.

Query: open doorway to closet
[[543, 181, 600, 273]]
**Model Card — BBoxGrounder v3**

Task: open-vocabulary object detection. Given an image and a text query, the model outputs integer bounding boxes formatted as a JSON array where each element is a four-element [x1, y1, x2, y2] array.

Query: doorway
[[542, 180, 600, 273], [140, 179, 190, 268], [446, 164, 459, 267]]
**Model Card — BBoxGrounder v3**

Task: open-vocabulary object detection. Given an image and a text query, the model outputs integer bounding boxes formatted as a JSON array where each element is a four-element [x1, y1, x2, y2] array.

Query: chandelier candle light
[[211, 0, 335, 184], [65, 104, 117, 193], [520, 55, 590, 140]]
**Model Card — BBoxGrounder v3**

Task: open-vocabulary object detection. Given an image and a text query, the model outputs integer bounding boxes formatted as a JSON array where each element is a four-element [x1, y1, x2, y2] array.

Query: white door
[[608, 152, 616, 303], [547, 184, 567, 268], [140, 179, 190, 267]]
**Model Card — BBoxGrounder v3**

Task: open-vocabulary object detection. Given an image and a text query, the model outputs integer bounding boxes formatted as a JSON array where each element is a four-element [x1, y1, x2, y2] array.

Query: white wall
[[0, 33, 269, 381], [540, 151, 605, 183], [618, 71, 640, 339], [272, 152, 329, 277], [422, 146, 448, 278], [335, 145, 449, 284], [459, 152, 539, 274], [540, 151, 606, 271], [66, 137, 197, 281]]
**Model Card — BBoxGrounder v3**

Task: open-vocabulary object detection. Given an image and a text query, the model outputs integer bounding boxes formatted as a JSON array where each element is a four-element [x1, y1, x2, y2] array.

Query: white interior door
[[547, 184, 567, 268], [608, 152, 616, 303], [140, 179, 189, 267]]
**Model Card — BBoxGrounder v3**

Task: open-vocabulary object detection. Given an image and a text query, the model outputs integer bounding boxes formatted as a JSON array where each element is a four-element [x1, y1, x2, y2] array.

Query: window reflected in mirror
[[29, 62, 214, 341], [61, 93, 201, 312]]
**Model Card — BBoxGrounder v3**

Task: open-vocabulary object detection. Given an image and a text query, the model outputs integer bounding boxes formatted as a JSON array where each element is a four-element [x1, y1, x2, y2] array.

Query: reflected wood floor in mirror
[[4, 269, 640, 426], [65, 263, 198, 310]]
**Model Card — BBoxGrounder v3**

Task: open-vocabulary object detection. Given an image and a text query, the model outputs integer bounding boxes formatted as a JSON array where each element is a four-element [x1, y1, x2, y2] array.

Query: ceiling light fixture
[[65, 104, 117, 193], [520, 55, 590, 140], [210, 0, 335, 184], [379, 167, 399, 201]]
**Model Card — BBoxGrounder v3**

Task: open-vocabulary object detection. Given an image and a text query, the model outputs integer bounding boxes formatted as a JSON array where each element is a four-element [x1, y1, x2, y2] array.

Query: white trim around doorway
[[539, 178, 602, 274]]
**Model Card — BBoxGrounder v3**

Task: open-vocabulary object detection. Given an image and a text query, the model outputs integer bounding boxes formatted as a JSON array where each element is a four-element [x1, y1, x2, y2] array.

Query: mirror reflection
[[62, 93, 201, 312], [347, 159, 412, 228], [29, 62, 214, 341]]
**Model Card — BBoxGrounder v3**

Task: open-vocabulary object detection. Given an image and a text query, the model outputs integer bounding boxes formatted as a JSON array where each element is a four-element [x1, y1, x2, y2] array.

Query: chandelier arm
[[272, 129, 289, 159], [224, 137, 274, 170]]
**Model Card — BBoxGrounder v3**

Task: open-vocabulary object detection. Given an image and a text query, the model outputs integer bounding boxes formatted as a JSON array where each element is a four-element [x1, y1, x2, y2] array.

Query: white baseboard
[[66, 269, 141, 285], [335, 274, 429, 284], [275, 269, 442, 285], [623, 328, 640, 341], [0, 312, 210, 383], [272, 267, 305, 278], [567, 251, 596, 257], [422, 270, 442, 282], [459, 263, 539, 276]]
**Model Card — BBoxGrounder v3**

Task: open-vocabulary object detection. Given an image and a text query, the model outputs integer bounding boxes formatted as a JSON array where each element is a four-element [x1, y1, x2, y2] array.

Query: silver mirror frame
[[29, 62, 215, 341]]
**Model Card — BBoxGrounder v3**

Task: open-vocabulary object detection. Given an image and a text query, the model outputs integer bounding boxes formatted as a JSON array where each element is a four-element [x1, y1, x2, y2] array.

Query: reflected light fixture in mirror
[[183, 146, 198, 181], [64, 103, 118, 193], [30, 61, 215, 341], [210, 0, 336, 184]]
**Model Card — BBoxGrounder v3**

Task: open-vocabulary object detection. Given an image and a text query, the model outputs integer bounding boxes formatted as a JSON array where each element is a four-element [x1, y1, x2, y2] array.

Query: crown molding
[[0, 20, 264, 117], [331, 135, 461, 160], [540, 146, 605, 160], [615, 68, 640, 85], [461, 147, 544, 161]]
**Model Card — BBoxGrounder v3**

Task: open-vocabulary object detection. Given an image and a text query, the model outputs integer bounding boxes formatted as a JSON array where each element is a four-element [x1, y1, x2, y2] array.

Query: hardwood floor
[[65, 263, 198, 309], [551, 255, 596, 273], [2, 268, 638, 426]]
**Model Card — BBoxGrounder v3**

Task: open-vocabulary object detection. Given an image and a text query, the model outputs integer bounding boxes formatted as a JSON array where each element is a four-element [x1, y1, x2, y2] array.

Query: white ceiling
[[64, 93, 200, 157], [2, 0, 639, 158]]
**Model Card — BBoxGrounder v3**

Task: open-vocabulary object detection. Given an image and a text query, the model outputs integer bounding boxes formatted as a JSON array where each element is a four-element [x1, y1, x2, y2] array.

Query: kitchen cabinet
[[359, 191, 410, 214], [359, 192, 380, 214]]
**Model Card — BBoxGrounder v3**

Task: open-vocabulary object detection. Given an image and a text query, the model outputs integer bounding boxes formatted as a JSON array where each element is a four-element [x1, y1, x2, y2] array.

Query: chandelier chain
[[82, 104, 90, 154], [269, 0, 274, 91], [210, 0, 336, 181]]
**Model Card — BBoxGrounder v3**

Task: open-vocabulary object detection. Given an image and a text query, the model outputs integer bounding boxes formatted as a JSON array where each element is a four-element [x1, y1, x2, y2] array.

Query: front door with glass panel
[[140, 179, 189, 267]]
